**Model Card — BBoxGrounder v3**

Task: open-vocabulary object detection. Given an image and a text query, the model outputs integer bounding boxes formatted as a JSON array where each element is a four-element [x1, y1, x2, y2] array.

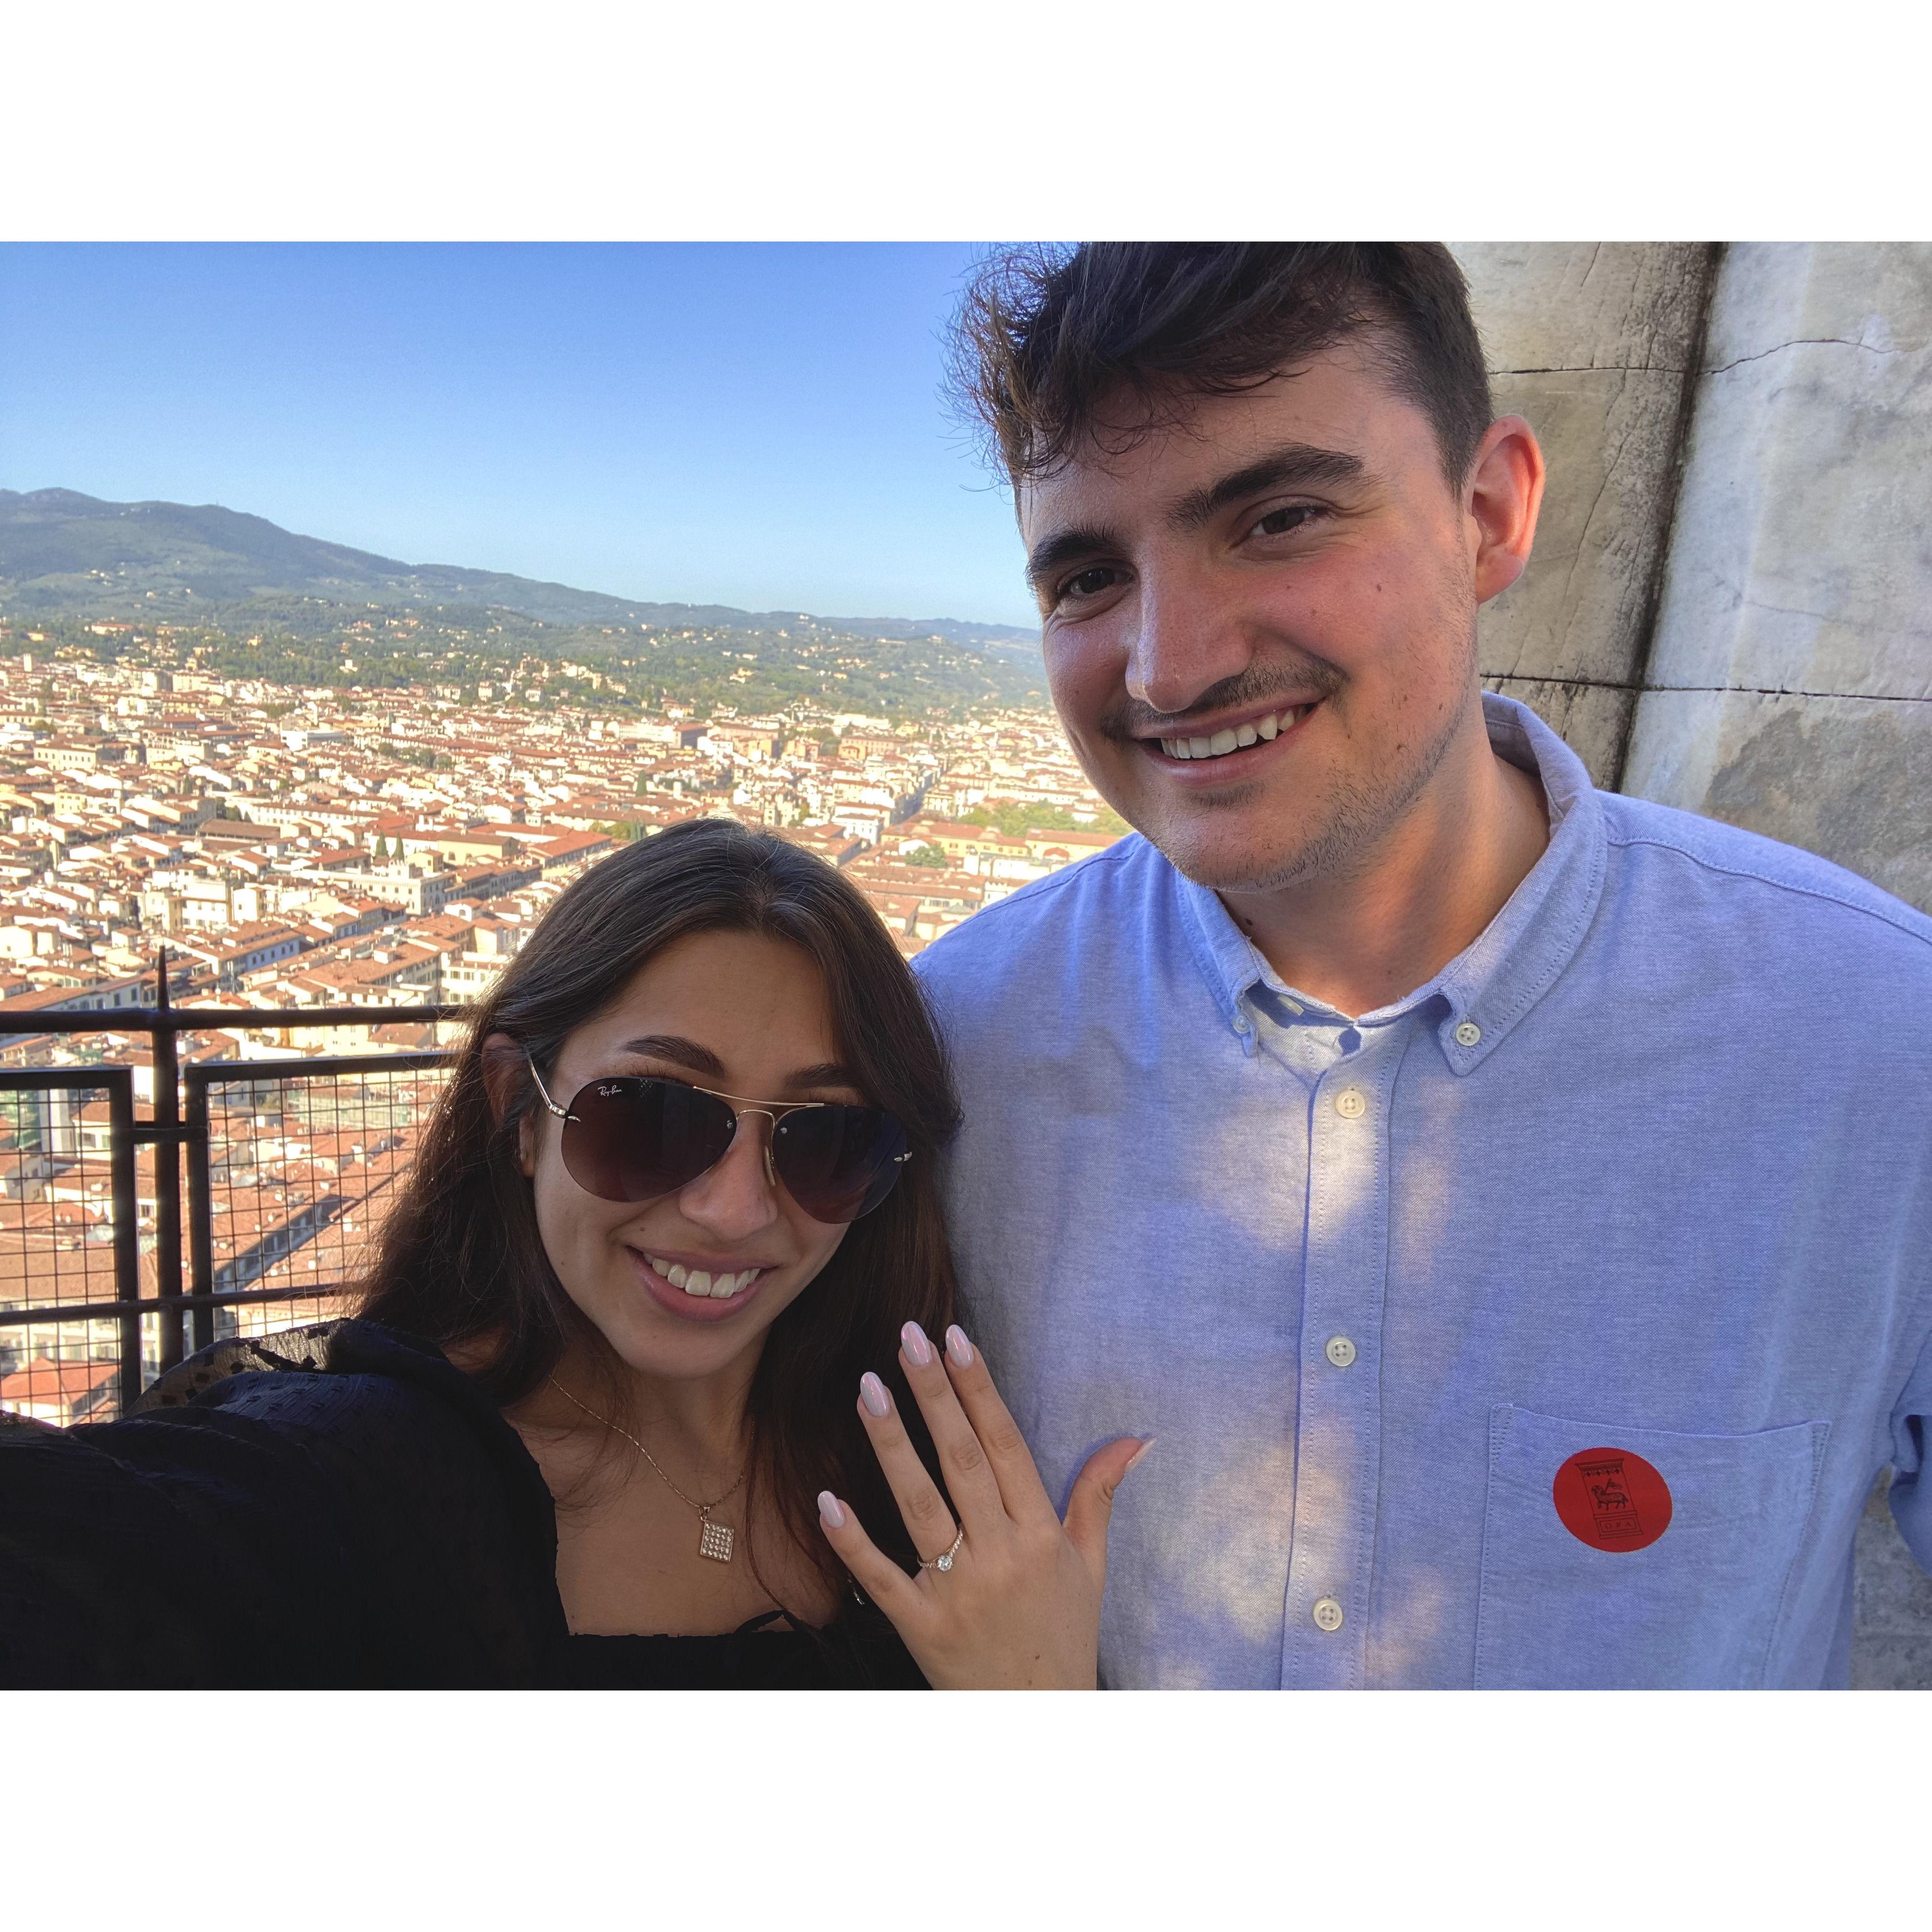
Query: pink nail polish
[[1125, 1437, 1158, 1475], [859, 1372, 891, 1418], [817, 1490, 845, 1529], [945, 1324, 974, 1368], [901, 1320, 934, 1367]]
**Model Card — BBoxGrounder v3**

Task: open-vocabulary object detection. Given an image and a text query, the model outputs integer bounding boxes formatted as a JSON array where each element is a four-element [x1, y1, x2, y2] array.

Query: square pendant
[[699, 1518, 735, 1563]]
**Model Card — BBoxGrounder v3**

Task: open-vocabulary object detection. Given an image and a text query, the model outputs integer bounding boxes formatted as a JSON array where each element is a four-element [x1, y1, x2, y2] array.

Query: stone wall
[[1454, 242, 1932, 1688], [1455, 242, 1718, 786], [1623, 244, 1932, 911]]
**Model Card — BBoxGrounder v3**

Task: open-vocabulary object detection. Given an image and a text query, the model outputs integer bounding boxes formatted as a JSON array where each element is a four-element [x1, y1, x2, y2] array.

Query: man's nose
[[677, 1114, 782, 1236], [1123, 558, 1253, 719]]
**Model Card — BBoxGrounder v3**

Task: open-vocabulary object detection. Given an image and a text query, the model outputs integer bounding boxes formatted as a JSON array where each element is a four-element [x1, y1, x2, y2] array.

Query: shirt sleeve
[[0, 1350, 563, 1687], [1887, 1329, 1932, 1571], [0, 1402, 363, 1687]]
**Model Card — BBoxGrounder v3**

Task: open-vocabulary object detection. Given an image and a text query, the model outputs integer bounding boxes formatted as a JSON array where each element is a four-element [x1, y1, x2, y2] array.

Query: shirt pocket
[[1474, 1405, 1829, 1689]]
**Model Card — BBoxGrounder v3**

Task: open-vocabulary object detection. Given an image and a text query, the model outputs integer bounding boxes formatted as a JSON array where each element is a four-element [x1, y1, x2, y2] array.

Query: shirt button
[[1324, 1334, 1357, 1368], [1312, 1597, 1345, 1632], [1334, 1088, 1367, 1119], [1455, 1020, 1482, 1047], [1233, 1014, 1250, 1034]]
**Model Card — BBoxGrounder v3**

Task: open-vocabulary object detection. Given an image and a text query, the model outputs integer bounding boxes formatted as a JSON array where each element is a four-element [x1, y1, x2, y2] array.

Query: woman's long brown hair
[[357, 816, 962, 1611]]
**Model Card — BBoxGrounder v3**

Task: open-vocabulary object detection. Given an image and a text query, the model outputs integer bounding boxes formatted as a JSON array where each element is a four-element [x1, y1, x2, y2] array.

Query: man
[[912, 242, 1932, 1688]]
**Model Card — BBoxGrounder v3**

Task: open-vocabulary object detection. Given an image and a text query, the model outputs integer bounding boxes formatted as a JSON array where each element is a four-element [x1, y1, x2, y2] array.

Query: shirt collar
[[1175, 692, 1609, 1071]]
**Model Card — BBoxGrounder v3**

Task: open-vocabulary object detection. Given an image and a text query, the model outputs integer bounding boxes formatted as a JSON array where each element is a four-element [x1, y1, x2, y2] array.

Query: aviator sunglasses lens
[[560, 1077, 736, 1204], [771, 1105, 908, 1224]]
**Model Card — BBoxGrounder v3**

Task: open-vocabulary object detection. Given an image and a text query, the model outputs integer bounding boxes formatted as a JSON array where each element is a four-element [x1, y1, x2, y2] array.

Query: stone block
[[1477, 368, 1694, 688], [1622, 686, 1932, 914], [1852, 1633, 1932, 1689], [1455, 245, 1715, 722], [1852, 1474, 1932, 1689], [1646, 243, 1932, 701], [1453, 242, 1713, 375]]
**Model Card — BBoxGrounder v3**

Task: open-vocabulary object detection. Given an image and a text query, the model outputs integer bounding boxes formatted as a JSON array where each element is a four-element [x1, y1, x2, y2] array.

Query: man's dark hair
[[950, 242, 1493, 489]]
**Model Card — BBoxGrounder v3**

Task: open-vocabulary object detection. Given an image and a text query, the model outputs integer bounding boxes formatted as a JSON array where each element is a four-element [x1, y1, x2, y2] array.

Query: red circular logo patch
[[1552, 1446, 1673, 1553]]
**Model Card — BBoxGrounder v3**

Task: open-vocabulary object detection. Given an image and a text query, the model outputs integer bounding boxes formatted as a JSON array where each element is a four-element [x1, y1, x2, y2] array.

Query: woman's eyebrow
[[616, 1035, 726, 1078], [783, 1062, 860, 1093]]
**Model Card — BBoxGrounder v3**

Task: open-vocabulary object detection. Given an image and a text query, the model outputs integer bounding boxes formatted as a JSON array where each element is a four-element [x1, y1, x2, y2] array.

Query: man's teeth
[[645, 1254, 761, 1300], [1161, 704, 1311, 760]]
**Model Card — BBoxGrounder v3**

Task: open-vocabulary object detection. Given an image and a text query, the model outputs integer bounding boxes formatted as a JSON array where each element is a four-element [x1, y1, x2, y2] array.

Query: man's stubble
[[1107, 605, 1482, 902]]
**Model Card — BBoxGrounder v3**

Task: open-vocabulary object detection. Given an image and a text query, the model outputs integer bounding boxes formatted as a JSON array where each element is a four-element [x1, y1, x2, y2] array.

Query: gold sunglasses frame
[[526, 1058, 911, 1201]]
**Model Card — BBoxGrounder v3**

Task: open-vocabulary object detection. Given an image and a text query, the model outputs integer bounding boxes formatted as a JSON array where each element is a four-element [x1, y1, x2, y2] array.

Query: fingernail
[[817, 1490, 845, 1529], [1125, 1437, 1158, 1475], [900, 1320, 934, 1368], [945, 1324, 974, 1368], [859, 1372, 891, 1418]]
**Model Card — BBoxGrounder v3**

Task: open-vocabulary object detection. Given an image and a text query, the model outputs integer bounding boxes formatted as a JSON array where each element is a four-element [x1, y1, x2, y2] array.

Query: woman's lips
[[629, 1248, 770, 1322], [643, 1250, 763, 1300]]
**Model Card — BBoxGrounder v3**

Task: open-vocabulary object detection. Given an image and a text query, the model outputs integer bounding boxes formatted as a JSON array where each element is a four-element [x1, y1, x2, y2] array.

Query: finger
[[855, 1371, 959, 1562], [815, 1490, 929, 1629], [896, 1321, 1008, 1535], [936, 1325, 1057, 1527], [1062, 1436, 1152, 1591]]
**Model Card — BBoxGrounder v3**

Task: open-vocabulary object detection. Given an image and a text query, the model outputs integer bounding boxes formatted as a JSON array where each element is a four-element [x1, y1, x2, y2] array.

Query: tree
[[962, 800, 1131, 838]]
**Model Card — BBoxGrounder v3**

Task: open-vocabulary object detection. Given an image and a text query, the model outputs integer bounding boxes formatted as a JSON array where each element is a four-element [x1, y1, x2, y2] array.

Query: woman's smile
[[628, 1242, 774, 1320]]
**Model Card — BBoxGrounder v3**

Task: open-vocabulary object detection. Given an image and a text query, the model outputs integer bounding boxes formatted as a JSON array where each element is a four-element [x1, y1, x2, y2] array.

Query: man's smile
[[1133, 698, 1326, 777]]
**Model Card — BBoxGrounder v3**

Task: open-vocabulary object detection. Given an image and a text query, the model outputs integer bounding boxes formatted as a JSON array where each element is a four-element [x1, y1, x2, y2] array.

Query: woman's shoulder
[[135, 1318, 559, 1559], [134, 1317, 479, 1422]]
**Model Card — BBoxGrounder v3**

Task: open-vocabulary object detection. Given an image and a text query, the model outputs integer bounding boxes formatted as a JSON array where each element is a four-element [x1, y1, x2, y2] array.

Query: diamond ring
[[921, 1528, 965, 1574]]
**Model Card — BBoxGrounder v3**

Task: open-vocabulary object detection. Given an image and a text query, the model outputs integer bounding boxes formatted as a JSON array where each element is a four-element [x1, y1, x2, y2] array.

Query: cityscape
[[0, 613, 1122, 1419]]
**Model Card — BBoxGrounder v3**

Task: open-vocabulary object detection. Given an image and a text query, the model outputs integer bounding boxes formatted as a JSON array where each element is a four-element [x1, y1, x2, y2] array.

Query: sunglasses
[[528, 1060, 912, 1225]]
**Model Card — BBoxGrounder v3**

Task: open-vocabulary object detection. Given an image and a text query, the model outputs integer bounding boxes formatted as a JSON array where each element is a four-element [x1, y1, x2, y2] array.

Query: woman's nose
[[677, 1112, 782, 1234]]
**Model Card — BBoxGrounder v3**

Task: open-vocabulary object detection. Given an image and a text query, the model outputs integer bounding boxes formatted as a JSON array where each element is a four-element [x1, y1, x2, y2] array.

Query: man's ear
[[480, 1033, 540, 1178], [1466, 415, 1546, 606]]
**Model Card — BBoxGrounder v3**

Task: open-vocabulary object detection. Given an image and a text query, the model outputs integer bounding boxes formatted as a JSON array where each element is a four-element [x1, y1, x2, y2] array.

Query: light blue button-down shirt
[[913, 695, 1932, 1688]]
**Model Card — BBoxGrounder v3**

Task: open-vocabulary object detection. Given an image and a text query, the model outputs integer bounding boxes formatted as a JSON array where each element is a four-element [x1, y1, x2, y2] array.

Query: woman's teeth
[[1160, 704, 1311, 761], [645, 1254, 762, 1300]]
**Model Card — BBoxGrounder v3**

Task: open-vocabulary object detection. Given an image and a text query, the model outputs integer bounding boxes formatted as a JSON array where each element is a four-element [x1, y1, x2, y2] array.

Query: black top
[[0, 1320, 925, 1690]]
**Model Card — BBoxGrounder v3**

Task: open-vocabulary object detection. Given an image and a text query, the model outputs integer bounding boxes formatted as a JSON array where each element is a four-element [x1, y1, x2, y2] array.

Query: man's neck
[[1219, 713, 1551, 1021]]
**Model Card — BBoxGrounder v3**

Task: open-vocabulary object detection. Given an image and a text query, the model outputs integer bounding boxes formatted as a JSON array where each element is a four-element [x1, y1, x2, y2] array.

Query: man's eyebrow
[[616, 1035, 726, 1078], [1024, 523, 1127, 595], [1023, 445, 1368, 591], [1168, 443, 1367, 532]]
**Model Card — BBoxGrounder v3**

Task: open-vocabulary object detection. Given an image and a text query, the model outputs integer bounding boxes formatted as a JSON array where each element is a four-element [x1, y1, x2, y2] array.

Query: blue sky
[[0, 243, 1042, 629]]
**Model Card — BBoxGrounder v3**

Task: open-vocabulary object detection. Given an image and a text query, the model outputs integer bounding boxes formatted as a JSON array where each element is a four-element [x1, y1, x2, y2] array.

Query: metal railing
[[0, 962, 458, 1422]]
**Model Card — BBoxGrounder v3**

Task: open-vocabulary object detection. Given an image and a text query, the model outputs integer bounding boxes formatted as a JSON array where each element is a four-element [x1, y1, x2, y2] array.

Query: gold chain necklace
[[546, 1374, 747, 1564]]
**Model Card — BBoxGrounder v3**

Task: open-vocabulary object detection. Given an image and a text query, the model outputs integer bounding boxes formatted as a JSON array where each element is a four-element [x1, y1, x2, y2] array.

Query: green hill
[[0, 488, 1047, 718]]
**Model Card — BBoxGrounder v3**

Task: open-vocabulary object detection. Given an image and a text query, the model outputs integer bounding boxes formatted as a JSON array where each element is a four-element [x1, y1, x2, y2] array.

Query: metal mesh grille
[[0, 1030, 456, 1425], [200, 1058, 452, 1341], [0, 1081, 136, 1423]]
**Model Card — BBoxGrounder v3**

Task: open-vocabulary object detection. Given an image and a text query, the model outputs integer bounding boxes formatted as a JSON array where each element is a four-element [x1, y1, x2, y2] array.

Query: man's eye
[[1251, 505, 1322, 539], [1056, 565, 1122, 604]]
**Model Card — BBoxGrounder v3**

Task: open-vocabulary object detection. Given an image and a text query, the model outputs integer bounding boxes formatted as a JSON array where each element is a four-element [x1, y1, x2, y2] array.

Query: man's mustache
[[1096, 661, 1346, 741]]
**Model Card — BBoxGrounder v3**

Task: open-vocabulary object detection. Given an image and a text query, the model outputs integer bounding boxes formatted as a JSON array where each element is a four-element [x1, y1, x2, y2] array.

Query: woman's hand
[[816, 1319, 1149, 1689]]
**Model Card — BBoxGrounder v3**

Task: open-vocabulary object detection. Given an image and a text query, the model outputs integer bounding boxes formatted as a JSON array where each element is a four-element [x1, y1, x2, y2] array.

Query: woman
[[0, 819, 1145, 1688]]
